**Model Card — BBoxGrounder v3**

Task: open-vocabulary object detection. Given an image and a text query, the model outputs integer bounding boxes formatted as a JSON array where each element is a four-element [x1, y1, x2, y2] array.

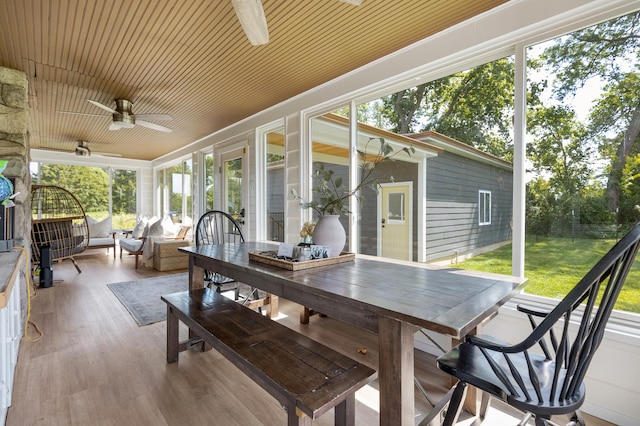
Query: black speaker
[[39, 245, 53, 288], [40, 267, 53, 288]]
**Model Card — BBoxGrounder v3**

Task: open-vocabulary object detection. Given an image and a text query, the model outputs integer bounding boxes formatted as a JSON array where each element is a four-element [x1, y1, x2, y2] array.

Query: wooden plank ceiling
[[0, 0, 508, 161]]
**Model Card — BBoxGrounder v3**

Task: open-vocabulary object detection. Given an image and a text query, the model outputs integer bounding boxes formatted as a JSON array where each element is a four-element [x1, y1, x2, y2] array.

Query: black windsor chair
[[195, 210, 247, 300], [432, 222, 640, 426]]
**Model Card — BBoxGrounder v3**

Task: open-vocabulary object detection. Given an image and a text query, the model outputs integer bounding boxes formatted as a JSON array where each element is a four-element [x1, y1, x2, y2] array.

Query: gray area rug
[[107, 273, 188, 326]]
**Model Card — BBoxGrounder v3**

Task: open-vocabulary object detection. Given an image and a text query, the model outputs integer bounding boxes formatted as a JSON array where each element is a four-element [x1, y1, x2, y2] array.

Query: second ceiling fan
[[87, 99, 173, 133]]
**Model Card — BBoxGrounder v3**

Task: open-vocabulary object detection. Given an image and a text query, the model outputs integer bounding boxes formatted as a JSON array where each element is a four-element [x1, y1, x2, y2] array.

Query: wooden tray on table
[[248, 250, 355, 271]]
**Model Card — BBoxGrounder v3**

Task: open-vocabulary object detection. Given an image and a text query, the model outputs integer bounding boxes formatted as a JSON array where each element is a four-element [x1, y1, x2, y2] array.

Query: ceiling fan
[[232, 0, 363, 46], [74, 140, 122, 157], [86, 99, 173, 132], [45, 140, 122, 158]]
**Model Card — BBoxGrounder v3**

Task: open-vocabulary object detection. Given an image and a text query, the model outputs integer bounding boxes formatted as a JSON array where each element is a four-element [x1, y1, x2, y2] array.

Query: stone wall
[[0, 66, 30, 327], [0, 67, 29, 247]]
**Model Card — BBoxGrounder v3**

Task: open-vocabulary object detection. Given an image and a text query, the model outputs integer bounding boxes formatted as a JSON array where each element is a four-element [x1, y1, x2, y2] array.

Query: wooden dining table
[[180, 242, 527, 426]]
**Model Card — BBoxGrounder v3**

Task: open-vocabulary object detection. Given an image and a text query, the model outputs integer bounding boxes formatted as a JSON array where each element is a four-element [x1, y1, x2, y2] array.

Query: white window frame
[[479, 190, 491, 226]]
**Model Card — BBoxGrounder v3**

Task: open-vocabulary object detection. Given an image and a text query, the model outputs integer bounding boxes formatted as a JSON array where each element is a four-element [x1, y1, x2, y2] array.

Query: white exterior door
[[378, 182, 413, 261]]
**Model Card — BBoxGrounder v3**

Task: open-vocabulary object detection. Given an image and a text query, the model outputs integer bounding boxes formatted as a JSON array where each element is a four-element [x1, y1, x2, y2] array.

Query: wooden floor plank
[[7, 252, 612, 426]]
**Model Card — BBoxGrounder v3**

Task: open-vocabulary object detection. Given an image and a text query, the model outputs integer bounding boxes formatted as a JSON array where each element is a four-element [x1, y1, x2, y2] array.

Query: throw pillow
[[132, 217, 148, 239], [160, 215, 178, 237], [141, 216, 159, 238], [148, 217, 165, 237], [87, 215, 112, 238]]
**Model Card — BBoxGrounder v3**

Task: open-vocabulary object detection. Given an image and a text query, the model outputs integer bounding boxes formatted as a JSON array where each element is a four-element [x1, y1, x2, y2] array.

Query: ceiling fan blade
[[231, 0, 269, 45], [55, 111, 108, 117], [87, 99, 117, 114], [134, 113, 173, 121], [136, 120, 173, 132], [93, 151, 122, 158]]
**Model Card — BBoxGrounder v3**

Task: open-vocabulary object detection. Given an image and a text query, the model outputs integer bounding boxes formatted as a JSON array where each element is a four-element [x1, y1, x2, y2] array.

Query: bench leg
[[266, 294, 279, 318], [300, 306, 310, 324], [167, 305, 179, 363], [334, 395, 356, 426]]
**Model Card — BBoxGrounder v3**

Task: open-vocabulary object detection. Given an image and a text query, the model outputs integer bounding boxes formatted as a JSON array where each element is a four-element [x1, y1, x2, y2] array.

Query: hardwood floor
[[7, 251, 612, 426]]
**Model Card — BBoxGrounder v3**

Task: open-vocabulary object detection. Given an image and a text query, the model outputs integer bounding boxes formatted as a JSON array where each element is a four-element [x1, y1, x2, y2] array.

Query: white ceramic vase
[[312, 215, 346, 257]]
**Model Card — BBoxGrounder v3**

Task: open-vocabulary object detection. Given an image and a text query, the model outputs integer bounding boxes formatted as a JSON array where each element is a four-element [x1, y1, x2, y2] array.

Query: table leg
[[188, 258, 206, 350], [166, 305, 179, 363], [378, 316, 415, 426], [189, 257, 205, 290], [451, 325, 482, 416]]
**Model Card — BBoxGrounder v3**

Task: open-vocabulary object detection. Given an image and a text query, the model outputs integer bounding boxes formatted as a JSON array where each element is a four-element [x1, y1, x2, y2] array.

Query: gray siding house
[[412, 131, 513, 263], [272, 115, 513, 263]]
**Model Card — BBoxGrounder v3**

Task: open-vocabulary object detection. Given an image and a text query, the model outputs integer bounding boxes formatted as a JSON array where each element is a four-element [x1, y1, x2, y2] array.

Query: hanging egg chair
[[31, 185, 89, 273]]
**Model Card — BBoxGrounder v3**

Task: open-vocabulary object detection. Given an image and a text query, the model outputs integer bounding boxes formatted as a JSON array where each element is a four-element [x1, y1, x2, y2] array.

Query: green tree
[[39, 164, 109, 212], [542, 11, 640, 213], [112, 169, 136, 214], [380, 58, 516, 160], [527, 105, 592, 221]]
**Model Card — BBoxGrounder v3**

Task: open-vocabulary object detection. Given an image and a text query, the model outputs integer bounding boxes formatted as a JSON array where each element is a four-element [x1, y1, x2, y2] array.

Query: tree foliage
[[380, 59, 516, 160], [542, 11, 640, 213], [39, 164, 109, 213], [112, 169, 136, 214]]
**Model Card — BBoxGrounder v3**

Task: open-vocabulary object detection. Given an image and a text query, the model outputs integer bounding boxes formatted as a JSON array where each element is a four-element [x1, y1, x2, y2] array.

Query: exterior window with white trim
[[479, 190, 491, 225]]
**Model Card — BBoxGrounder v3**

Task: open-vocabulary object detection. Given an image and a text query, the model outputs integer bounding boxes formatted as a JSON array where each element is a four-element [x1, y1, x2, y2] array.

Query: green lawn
[[455, 236, 640, 314]]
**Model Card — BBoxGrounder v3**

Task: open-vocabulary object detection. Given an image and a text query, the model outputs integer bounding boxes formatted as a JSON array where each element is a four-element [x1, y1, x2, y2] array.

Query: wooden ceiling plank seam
[[108, 1, 157, 94], [85, 1, 127, 82], [114, 0, 177, 91], [122, 3, 218, 90], [13, 0, 32, 71], [57, 0, 76, 72], [148, 1, 238, 91], [123, 1, 187, 92], [134, 16, 244, 106], [99, 0, 150, 86], [47, 0, 61, 70], [32, 1, 44, 67], [121, 1, 188, 91], [140, 4, 242, 93], [0, 1, 23, 69], [40, 0, 52, 69], [83, 1, 115, 79], [95, 0, 136, 83], [75, 1, 109, 79], [66, 0, 93, 76]]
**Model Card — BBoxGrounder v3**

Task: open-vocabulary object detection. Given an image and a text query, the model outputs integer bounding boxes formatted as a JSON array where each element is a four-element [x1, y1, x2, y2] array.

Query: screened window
[[30, 162, 137, 229]]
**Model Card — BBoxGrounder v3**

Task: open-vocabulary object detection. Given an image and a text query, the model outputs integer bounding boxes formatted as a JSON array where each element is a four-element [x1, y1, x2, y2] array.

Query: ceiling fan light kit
[[231, 0, 269, 45]]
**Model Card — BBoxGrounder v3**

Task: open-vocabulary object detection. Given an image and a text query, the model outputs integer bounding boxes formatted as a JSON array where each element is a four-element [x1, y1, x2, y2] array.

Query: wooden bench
[[161, 288, 376, 426]]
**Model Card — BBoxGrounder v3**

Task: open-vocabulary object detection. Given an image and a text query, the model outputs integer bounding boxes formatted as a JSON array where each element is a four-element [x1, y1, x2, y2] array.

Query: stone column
[[0, 67, 29, 245], [0, 66, 30, 324]]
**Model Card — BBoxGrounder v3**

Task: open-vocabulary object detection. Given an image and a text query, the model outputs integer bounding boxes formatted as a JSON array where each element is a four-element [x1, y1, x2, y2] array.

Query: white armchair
[[119, 216, 189, 268]]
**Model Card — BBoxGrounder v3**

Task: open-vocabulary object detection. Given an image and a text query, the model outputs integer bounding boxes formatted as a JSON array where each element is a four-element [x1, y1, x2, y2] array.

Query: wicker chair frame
[[31, 185, 89, 273]]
